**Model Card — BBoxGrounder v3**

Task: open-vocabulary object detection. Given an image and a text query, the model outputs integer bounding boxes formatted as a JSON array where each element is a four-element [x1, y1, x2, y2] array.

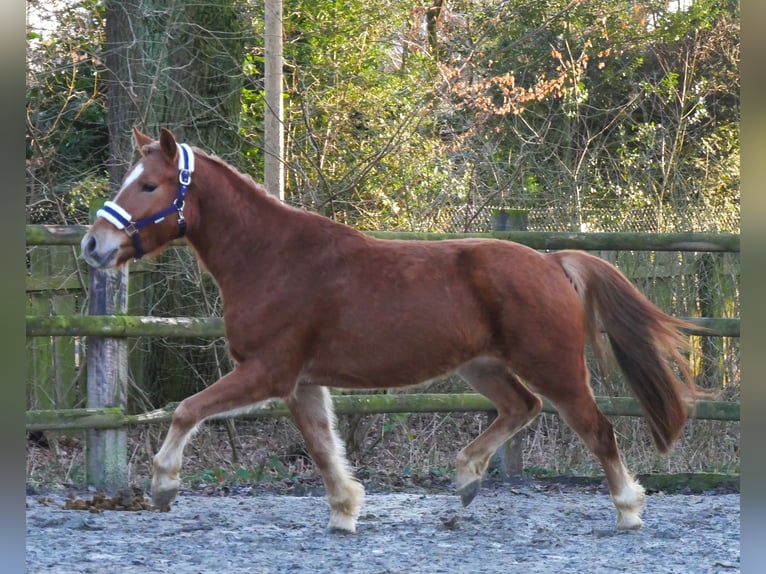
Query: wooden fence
[[25, 225, 741, 490]]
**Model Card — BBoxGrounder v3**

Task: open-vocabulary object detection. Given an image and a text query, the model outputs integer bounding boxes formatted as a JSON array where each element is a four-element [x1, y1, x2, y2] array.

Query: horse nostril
[[81, 235, 99, 259]]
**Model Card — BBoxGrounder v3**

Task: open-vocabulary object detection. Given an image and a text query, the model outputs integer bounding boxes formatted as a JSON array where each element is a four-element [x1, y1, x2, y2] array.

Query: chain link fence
[[355, 203, 741, 234]]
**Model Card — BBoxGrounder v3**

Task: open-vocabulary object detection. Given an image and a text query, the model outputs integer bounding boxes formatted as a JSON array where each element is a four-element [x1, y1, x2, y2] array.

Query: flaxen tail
[[550, 250, 705, 453]]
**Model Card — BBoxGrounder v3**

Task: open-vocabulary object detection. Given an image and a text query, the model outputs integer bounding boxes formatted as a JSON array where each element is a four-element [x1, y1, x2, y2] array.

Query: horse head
[[80, 128, 193, 268]]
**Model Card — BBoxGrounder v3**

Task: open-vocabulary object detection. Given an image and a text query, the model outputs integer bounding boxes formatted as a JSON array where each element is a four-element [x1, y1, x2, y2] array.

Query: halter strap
[[96, 143, 194, 260]]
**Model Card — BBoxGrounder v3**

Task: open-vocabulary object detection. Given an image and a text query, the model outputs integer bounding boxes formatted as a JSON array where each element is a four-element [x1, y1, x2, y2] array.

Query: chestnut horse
[[81, 128, 701, 532]]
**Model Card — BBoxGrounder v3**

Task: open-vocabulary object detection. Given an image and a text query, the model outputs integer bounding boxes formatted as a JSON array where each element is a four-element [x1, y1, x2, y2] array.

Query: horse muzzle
[[80, 229, 121, 269]]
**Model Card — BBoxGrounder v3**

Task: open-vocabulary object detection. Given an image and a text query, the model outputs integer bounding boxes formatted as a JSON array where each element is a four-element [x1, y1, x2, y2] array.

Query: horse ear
[[132, 127, 154, 151], [159, 128, 179, 162]]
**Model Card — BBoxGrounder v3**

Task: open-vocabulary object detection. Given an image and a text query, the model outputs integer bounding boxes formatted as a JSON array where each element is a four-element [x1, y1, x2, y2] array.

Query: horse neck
[[183, 156, 285, 282]]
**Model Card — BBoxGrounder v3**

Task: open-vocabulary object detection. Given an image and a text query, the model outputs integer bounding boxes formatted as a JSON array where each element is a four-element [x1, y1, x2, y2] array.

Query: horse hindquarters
[[475, 252, 649, 529], [501, 326, 646, 530], [535, 355, 647, 530]]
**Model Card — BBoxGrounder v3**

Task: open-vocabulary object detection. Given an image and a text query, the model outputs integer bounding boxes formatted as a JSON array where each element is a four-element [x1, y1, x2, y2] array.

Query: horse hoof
[[151, 493, 175, 511], [616, 513, 643, 531], [151, 484, 179, 511], [457, 480, 481, 507], [328, 513, 357, 534]]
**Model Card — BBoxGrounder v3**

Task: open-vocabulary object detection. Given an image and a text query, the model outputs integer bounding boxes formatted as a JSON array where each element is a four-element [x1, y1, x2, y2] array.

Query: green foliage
[[184, 455, 294, 486], [436, 0, 739, 230], [383, 412, 414, 441], [26, 0, 738, 232], [278, 0, 448, 229], [25, 0, 739, 412], [26, 0, 109, 224], [65, 172, 110, 219]]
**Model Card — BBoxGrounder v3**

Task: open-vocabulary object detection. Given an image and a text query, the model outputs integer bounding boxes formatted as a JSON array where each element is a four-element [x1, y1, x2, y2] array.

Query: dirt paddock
[[26, 478, 740, 574]]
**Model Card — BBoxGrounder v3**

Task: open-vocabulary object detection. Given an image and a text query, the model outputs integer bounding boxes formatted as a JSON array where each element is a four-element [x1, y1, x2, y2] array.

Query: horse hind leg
[[455, 359, 543, 507], [285, 384, 364, 533], [541, 361, 646, 530]]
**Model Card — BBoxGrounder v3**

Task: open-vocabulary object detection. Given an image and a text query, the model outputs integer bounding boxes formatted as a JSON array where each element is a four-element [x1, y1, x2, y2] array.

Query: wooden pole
[[25, 225, 742, 253], [85, 201, 129, 491], [264, 0, 284, 200], [25, 395, 742, 431], [24, 314, 740, 339], [696, 253, 720, 388], [491, 209, 529, 232], [489, 209, 528, 477]]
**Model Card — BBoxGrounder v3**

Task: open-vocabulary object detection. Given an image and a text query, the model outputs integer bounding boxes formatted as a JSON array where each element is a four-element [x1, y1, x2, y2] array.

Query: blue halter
[[97, 143, 194, 260]]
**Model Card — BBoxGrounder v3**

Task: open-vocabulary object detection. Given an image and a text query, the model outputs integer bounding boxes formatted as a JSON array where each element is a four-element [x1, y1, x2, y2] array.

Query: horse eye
[[141, 183, 158, 193]]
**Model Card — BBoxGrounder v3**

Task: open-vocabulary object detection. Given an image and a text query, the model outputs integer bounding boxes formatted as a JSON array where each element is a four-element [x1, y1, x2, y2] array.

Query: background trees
[[27, 0, 739, 232], [432, 0, 739, 232], [26, 0, 108, 224], [103, 0, 247, 186]]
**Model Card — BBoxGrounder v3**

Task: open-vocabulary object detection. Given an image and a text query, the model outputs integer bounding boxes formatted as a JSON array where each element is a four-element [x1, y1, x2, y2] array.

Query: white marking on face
[[115, 163, 144, 199]]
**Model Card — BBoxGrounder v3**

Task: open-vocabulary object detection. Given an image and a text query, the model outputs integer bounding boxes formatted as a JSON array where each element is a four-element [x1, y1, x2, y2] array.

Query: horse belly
[[303, 306, 487, 389]]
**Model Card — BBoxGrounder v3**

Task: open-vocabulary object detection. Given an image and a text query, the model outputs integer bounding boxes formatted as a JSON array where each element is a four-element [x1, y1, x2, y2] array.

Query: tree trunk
[[426, 0, 444, 59], [106, 0, 245, 167], [103, 0, 246, 406], [104, 0, 144, 186]]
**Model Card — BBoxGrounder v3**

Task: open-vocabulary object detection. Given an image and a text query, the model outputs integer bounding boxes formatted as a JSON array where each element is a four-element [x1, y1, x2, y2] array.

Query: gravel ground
[[26, 482, 740, 574]]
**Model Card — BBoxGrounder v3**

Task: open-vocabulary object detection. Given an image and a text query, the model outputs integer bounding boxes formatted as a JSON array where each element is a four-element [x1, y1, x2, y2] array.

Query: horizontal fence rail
[[26, 393, 740, 432], [26, 225, 741, 252], [25, 315, 740, 338]]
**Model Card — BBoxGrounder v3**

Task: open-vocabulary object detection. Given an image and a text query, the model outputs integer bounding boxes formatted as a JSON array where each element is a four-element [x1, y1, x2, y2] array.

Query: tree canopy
[[26, 0, 739, 232]]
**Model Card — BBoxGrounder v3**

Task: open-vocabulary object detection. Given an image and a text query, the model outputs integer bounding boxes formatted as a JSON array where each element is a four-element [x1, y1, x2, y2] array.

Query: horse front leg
[[285, 384, 364, 533], [151, 360, 286, 510]]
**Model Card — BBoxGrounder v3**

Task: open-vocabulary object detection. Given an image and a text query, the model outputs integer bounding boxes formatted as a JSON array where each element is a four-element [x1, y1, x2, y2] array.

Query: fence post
[[264, 0, 284, 200], [491, 209, 529, 232], [85, 201, 129, 491], [486, 410, 525, 478], [488, 209, 528, 478]]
